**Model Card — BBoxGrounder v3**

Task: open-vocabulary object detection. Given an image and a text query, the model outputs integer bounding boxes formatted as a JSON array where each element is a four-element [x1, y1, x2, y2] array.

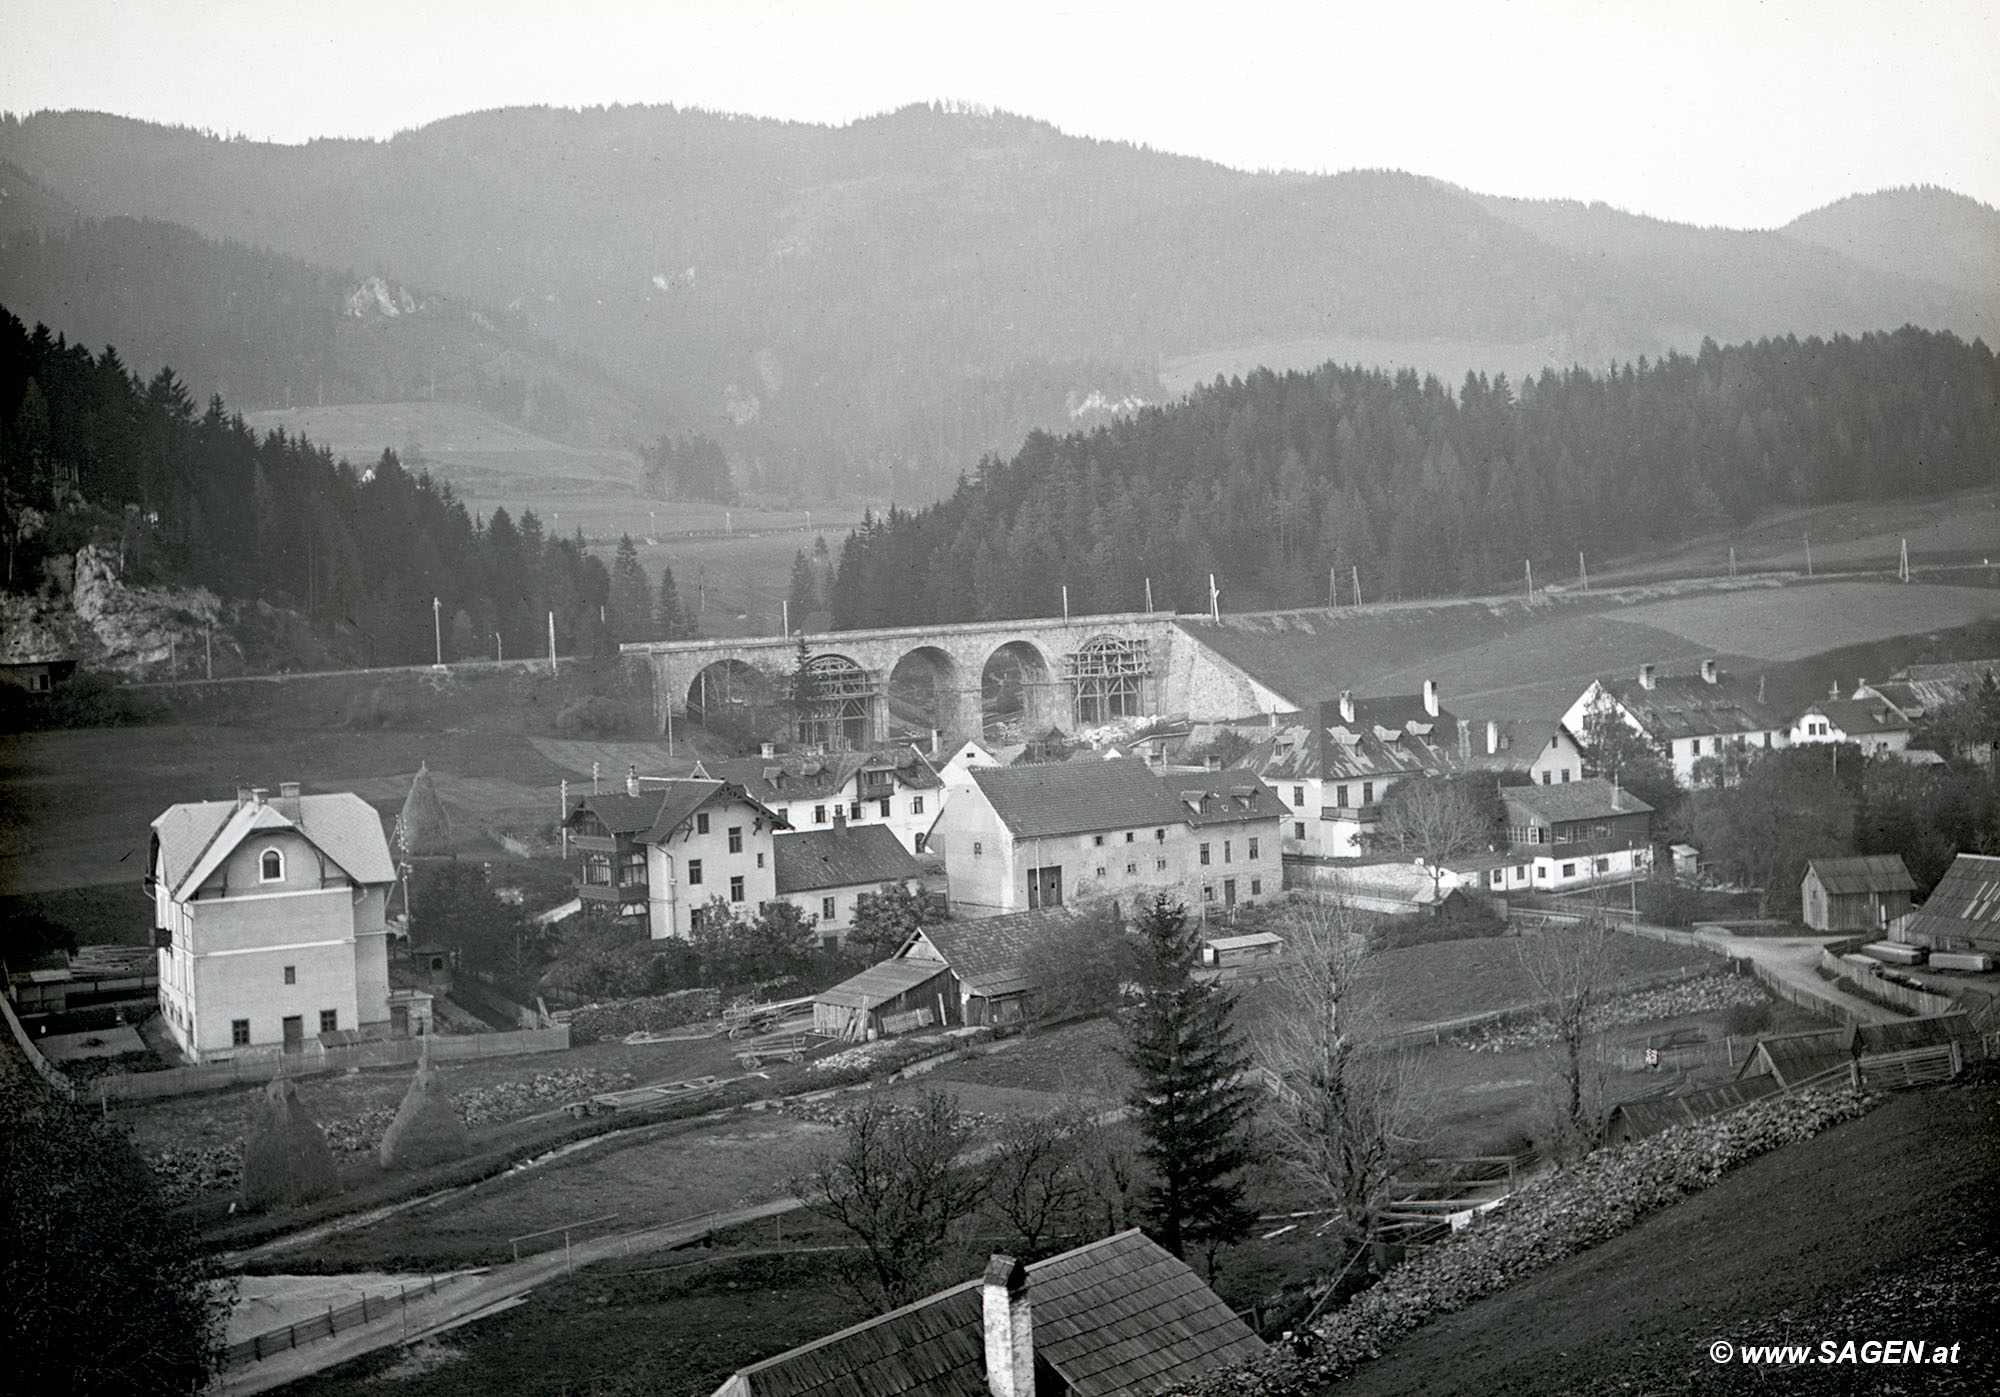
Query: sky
[[1, 0, 1996, 228]]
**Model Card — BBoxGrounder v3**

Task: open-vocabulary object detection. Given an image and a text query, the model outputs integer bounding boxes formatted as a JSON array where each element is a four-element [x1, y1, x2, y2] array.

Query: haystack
[[396, 761, 452, 857], [377, 1057, 470, 1170], [241, 1075, 342, 1210]]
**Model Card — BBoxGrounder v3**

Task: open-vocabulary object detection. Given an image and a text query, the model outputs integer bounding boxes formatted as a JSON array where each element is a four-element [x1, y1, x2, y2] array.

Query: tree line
[[0, 309, 621, 667], [828, 329, 2000, 627]]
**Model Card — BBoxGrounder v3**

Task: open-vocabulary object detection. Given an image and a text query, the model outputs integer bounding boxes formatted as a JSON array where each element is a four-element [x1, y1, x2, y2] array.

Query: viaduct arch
[[625, 613, 1188, 745]]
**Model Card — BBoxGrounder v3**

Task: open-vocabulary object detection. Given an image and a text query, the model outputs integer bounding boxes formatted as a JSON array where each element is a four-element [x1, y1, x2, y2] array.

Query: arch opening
[[684, 659, 779, 743], [795, 653, 874, 751], [1067, 634, 1151, 728], [981, 640, 1054, 739], [885, 645, 963, 743]]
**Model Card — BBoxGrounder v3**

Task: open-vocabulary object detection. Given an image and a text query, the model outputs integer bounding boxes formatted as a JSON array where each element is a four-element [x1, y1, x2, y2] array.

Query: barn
[[812, 958, 958, 1041], [1799, 855, 1917, 932]]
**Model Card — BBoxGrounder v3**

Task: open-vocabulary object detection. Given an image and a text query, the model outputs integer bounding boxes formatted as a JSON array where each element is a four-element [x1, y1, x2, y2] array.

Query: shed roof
[[902, 907, 1085, 999], [1608, 1078, 1780, 1140], [1899, 853, 2000, 949], [814, 958, 954, 1011], [1852, 1014, 1977, 1055], [774, 825, 922, 895], [713, 1229, 1262, 1397], [1803, 855, 1916, 897], [153, 791, 395, 898]]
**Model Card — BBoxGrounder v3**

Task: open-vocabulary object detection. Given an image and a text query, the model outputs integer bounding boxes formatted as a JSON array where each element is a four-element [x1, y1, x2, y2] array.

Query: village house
[[1460, 717, 1586, 786], [1787, 691, 1913, 758], [1800, 854, 1917, 932], [928, 757, 1283, 918], [1500, 776, 1653, 890], [696, 743, 943, 854], [151, 784, 400, 1062], [772, 816, 929, 948], [565, 773, 785, 940], [1246, 681, 1467, 860], [896, 905, 1082, 1026], [709, 1231, 1264, 1397], [1562, 660, 1787, 785]]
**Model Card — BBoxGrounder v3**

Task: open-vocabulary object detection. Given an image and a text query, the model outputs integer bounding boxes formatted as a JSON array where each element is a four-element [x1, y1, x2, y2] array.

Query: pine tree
[[786, 547, 820, 630], [608, 534, 655, 641], [1121, 894, 1258, 1261], [656, 562, 697, 639]]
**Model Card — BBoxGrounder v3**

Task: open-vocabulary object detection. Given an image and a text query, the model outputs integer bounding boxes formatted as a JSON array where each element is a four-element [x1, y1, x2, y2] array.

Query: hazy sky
[[2, 0, 1995, 228]]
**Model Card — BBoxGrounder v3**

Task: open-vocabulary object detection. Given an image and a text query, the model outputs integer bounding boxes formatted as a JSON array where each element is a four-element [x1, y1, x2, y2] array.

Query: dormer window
[[260, 848, 284, 882]]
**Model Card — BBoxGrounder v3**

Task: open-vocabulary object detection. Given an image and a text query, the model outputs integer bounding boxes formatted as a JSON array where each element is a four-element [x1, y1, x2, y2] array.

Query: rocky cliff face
[[2, 544, 228, 678]]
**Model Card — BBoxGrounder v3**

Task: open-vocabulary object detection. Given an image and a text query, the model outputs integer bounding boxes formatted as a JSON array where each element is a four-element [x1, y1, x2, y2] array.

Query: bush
[[565, 987, 722, 1044], [554, 693, 632, 736]]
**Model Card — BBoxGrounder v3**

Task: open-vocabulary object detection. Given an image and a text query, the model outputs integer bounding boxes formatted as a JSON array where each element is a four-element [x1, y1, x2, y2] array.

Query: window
[[756, 852, 766, 868], [1096, 865, 1107, 878], [1155, 828, 1166, 842], [1491, 869, 1505, 887], [1199, 843, 1211, 865], [914, 833, 927, 853], [1093, 834, 1105, 846], [231, 1019, 251, 1046], [814, 804, 828, 823], [320, 1009, 337, 1034], [912, 796, 924, 815], [1293, 785, 1305, 806], [1295, 821, 1306, 839], [1202, 885, 1214, 902], [777, 807, 790, 825], [696, 812, 710, 835], [1223, 840, 1232, 863], [1362, 781, 1375, 805], [730, 875, 745, 902], [1541, 771, 1551, 785], [1250, 878, 1262, 895], [1248, 837, 1259, 860], [1028, 866, 1063, 909], [1126, 862, 1137, 874], [973, 841, 983, 857], [879, 799, 892, 818], [822, 896, 837, 921], [1562, 862, 1577, 878], [728, 826, 743, 853], [283, 965, 296, 985], [1689, 738, 1702, 756], [1155, 857, 1168, 870], [851, 803, 863, 820], [259, 848, 283, 882], [1596, 857, 1611, 873], [1561, 769, 1572, 783], [1125, 831, 1135, 843], [688, 859, 704, 886]]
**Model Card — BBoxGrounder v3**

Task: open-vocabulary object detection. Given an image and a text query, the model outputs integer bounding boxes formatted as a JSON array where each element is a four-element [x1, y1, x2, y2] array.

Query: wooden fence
[[1813, 949, 1960, 1018], [1858, 1043, 1963, 1091], [93, 1025, 570, 1103], [223, 1274, 455, 1369]]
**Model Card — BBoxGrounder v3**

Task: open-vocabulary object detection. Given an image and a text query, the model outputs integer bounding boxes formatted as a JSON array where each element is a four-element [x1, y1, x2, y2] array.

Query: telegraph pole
[[432, 597, 442, 666]]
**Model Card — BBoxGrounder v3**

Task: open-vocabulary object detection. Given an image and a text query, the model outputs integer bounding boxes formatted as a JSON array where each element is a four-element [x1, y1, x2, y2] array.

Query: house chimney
[[982, 1255, 1033, 1397], [1829, 680, 1840, 700], [250, 787, 268, 807], [1206, 754, 1222, 772], [277, 781, 302, 820], [1423, 679, 1440, 717], [236, 786, 255, 808], [1486, 720, 1499, 756], [832, 807, 847, 830], [1338, 690, 1355, 724], [1701, 659, 1719, 685], [1638, 663, 1657, 690], [626, 765, 640, 797], [761, 741, 776, 760]]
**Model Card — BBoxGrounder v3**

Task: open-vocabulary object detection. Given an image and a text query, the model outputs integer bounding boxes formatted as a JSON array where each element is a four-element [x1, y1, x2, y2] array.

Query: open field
[[1610, 579, 2000, 663], [1332, 1084, 2000, 1396]]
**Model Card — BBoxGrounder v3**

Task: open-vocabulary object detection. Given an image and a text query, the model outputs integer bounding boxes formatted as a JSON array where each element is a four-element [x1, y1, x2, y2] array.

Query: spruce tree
[[656, 562, 697, 639], [787, 547, 820, 630], [608, 533, 655, 641], [1121, 894, 1258, 1261]]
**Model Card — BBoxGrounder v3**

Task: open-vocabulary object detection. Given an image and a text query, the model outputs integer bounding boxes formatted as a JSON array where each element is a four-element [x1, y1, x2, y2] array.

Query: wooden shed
[[1604, 1078, 1779, 1145], [812, 958, 958, 1041], [1800, 855, 1917, 932], [1735, 1028, 1854, 1089]]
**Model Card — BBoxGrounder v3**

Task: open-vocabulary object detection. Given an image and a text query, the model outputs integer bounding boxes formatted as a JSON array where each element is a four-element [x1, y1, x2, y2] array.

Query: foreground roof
[[903, 906, 1086, 998], [713, 1229, 1262, 1397], [813, 957, 952, 1010], [1503, 777, 1652, 823], [153, 791, 395, 898], [774, 825, 923, 894], [1899, 852, 2000, 949], [1804, 855, 1916, 896]]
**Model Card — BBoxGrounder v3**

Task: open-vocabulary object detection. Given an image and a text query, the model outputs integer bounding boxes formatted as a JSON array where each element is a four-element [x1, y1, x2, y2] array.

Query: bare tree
[[984, 1103, 1097, 1259], [1515, 917, 1613, 1159], [791, 1089, 989, 1307], [1368, 775, 1501, 900], [1259, 895, 1433, 1243]]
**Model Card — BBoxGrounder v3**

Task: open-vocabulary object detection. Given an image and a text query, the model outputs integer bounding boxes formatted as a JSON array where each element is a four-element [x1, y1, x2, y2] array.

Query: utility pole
[[781, 599, 789, 636], [1728, 546, 1737, 579], [1062, 585, 1070, 623], [548, 611, 558, 674], [1804, 533, 1813, 577], [1352, 565, 1361, 607], [205, 625, 213, 681], [1898, 537, 1910, 582], [1208, 573, 1220, 622], [1329, 565, 1337, 609], [1144, 577, 1153, 613], [1525, 558, 1534, 598], [1578, 551, 1588, 592], [432, 597, 442, 666]]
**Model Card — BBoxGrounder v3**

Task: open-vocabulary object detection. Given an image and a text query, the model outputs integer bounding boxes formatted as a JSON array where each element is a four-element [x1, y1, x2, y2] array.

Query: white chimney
[[761, 741, 777, 760], [1701, 659, 1719, 685], [1423, 679, 1440, 717], [1338, 690, 1355, 724], [277, 781, 302, 820], [1638, 663, 1657, 690], [983, 1255, 1033, 1397], [1486, 720, 1499, 756], [626, 764, 640, 797]]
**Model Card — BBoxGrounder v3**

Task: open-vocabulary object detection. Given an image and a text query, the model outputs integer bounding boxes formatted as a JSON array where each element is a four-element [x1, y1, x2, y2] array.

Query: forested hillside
[[829, 329, 2000, 627], [0, 308, 618, 667], [4, 107, 1992, 504]]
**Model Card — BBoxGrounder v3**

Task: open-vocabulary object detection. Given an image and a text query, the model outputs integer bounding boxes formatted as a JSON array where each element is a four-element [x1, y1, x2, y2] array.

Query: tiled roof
[[1899, 852, 2000, 950], [969, 759, 1184, 839], [1503, 777, 1652, 825], [1160, 767, 1288, 828], [1804, 855, 1916, 897], [904, 907, 1085, 998], [774, 825, 922, 895], [153, 791, 395, 897], [715, 1230, 1261, 1397], [1796, 697, 1911, 735], [699, 748, 942, 805], [570, 792, 664, 835], [1460, 718, 1571, 771], [1602, 672, 1784, 739]]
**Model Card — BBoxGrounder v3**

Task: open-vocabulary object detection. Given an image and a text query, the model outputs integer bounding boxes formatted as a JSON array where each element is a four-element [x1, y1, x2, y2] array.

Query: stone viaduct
[[622, 611, 1293, 744]]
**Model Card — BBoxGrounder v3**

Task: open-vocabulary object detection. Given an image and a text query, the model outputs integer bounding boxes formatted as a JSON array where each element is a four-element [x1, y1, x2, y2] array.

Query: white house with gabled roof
[[152, 783, 397, 1063]]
